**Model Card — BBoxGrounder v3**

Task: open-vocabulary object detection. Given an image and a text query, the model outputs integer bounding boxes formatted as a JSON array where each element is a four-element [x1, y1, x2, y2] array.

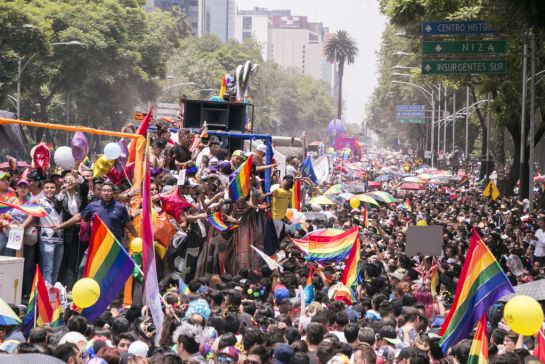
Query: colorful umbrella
[[367, 191, 395, 203], [403, 176, 426, 183], [400, 182, 426, 190], [324, 184, 343, 195], [0, 297, 21, 326], [368, 181, 380, 188], [353, 194, 379, 206], [374, 174, 394, 182], [308, 195, 335, 205]]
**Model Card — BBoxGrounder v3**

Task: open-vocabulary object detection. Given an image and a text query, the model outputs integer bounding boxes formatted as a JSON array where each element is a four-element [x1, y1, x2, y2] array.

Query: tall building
[[205, 0, 236, 42], [150, 0, 201, 36]]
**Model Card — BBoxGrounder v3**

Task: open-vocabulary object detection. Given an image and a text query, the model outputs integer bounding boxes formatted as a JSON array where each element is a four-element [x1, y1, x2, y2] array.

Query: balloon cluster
[[246, 284, 266, 299]]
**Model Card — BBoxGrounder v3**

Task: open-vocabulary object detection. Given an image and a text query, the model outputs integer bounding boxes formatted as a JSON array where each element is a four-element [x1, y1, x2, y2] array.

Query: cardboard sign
[[6, 226, 24, 251], [405, 225, 443, 257]]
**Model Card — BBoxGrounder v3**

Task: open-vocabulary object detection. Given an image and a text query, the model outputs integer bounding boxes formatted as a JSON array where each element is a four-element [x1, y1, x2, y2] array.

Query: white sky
[[236, 0, 387, 125]]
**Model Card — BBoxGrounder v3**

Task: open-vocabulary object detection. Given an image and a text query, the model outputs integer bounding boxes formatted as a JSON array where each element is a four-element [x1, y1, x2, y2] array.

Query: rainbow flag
[[292, 179, 301, 211], [208, 212, 238, 231], [50, 289, 63, 328], [341, 231, 361, 288], [458, 175, 469, 187], [0, 297, 21, 326], [534, 329, 545, 361], [402, 199, 412, 212], [80, 214, 135, 321], [23, 265, 52, 336], [430, 264, 440, 297], [467, 314, 488, 364], [178, 278, 191, 295], [293, 227, 359, 263], [303, 266, 314, 305], [0, 201, 46, 217], [362, 205, 368, 228], [439, 229, 514, 353], [229, 154, 253, 201]]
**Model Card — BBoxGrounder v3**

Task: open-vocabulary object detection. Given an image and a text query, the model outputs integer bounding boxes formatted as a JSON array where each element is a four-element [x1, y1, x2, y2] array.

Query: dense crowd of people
[[1, 120, 545, 364]]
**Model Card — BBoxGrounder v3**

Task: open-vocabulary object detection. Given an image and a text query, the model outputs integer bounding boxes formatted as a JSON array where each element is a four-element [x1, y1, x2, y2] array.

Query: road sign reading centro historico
[[421, 59, 506, 75], [421, 21, 497, 36], [422, 40, 506, 55]]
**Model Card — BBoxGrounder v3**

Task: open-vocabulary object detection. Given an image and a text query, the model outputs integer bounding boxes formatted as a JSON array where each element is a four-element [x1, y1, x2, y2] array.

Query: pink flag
[[142, 141, 163, 344]]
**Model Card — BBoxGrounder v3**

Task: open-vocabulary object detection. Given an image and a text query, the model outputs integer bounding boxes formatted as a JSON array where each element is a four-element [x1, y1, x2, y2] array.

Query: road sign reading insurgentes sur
[[421, 21, 497, 36], [422, 40, 506, 55], [421, 59, 506, 74]]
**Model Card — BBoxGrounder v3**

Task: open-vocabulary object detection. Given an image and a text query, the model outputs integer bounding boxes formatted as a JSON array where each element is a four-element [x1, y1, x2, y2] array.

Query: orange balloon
[[286, 209, 294, 220]]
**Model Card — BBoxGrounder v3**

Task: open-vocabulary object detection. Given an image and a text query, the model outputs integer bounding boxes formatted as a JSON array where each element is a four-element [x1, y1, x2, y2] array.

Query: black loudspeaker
[[183, 99, 249, 152]]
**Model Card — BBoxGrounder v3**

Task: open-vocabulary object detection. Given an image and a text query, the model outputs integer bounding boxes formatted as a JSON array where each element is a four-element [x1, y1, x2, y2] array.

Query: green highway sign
[[421, 59, 506, 74], [422, 40, 506, 55], [398, 117, 425, 124]]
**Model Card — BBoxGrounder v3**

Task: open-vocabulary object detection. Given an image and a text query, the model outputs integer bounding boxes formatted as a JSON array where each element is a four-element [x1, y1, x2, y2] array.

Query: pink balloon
[[71, 132, 88, 161]]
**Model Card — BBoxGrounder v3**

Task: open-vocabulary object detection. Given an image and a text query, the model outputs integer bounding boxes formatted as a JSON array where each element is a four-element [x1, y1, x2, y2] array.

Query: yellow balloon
[[350, 197, 360, 209], [72, 278, 100, 308], [504, 295, 544, 336], [130, 237, 143, 253], [416, 220, 428, 226], [93, 155, 115, 178]]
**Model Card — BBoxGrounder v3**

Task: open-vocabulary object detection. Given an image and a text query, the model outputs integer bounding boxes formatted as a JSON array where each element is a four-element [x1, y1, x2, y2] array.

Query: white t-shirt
[[534, 229, 545, 257]]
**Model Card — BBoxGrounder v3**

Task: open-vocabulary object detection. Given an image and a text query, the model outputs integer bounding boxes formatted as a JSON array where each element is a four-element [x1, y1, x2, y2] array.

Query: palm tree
[[324, 30, 358, 120]]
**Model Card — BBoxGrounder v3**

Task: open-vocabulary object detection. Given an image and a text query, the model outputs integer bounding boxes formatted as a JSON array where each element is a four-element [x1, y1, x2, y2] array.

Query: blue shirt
[[81, 199, 130, 242]]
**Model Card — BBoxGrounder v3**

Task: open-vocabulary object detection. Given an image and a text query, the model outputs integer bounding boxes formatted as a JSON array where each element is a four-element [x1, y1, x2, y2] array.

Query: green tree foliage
[[373, 0, 545, 196]]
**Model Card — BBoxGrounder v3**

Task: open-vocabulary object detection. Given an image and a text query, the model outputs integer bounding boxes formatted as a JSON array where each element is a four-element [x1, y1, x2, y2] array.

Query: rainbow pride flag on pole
[[292, 227, 359, 263], [0, 201, 46, 217], [23, 265, 52, 336], [292, 179, 301, 211], [304, 266, 314, 305], [467, 314, 488, 364], [439, 229, 514, 353], [178, 278, 191, 295], [50, 289, 63, 328], [208, 212, 238, 231], [80, 215, 135, 321], [341, 231, 361, 288], [229, 154, 253, 201]]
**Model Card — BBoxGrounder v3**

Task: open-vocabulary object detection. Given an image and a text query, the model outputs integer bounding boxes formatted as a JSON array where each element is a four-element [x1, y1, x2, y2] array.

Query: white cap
[[128, 340, 149, 357], [256, 144, 267, 153], [59, 331, 87, 349]]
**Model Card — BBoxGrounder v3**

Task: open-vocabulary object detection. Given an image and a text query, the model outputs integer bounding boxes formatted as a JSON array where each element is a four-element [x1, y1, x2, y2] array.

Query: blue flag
[[301, 156, 318, 184]]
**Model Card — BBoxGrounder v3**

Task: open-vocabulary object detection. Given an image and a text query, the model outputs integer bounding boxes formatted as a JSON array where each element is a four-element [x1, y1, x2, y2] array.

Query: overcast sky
[[236, 0, 387, 125]]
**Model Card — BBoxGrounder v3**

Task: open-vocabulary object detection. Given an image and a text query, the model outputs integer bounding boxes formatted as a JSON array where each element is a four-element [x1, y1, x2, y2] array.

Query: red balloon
[[159, 187, 193, 223], [33, 142, 50, 173]]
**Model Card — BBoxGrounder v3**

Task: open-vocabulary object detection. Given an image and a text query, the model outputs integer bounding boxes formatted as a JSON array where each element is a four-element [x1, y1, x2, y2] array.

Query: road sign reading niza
[[398, 117, 425, 124], [421, 59, 506, 75], [422, 40, 506, 55]]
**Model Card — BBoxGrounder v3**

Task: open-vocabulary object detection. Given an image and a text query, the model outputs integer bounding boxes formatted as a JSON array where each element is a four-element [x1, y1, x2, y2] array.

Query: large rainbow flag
[[467, 314, 488, 364], [292, 227, 359, 263], [341, 232, 361, 288], [229, 154, 253, 201], [79, 215, 135, 321], [439, 229, 514, 353], [23, 265, 52, 336]]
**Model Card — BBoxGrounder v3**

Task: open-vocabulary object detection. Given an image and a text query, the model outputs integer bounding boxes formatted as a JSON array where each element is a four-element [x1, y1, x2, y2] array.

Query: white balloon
[[54, 146, 76, 170], [311, 203, 322, 212], [104, 142, 121, 160]]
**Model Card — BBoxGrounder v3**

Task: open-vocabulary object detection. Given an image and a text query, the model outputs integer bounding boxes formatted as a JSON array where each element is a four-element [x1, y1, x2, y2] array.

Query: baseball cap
[[0, 171, 10, 180], [378, 326, 400, 345], [256, 144, 267, 153], [217, 346, 240, 362], [232, 150, 247, 161], [16, 179, 30, 187], [274, 284, 290, 303], [273, 343, 294, 364], [128, 340, 149, 357]]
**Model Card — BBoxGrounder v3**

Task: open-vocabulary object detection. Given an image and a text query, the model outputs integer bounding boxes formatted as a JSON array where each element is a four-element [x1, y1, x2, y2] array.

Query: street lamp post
[[16, 40, 83, 119]]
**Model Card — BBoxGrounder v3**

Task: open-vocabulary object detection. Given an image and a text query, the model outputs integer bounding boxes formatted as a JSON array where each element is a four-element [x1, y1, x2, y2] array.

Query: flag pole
[[108, 234, 181, 323]]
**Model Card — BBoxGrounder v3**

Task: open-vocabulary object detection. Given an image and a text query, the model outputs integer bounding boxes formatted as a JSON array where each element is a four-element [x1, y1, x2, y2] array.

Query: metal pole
[[529, 30, 536, 211], [16, 58, 21, 119], [437, 84, 441, 157], [444, 87, 447, 160], [465, 87, 469, 169], [486, 92, 491, 181], [520, 31, 528, 201], [431, 90, 435, 168], [452, 92, 456, 153]]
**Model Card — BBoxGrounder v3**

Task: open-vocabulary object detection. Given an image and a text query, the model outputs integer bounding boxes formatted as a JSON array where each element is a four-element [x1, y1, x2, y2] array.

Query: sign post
[[396, 105, 425, 124]]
